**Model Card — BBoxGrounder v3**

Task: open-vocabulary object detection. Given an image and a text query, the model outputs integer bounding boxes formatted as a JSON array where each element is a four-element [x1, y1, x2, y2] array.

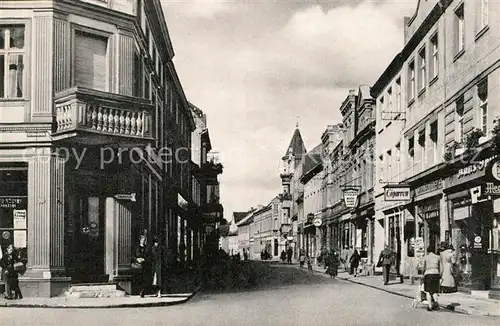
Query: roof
[[233, 212, 249, 224], [283, 128, 307, 158], [236, 213, 254, 227]]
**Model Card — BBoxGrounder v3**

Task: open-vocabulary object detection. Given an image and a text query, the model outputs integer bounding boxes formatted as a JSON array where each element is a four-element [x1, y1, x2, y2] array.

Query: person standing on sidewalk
[[134, 234, 151, 298], [349, 250, 361, 277], [423, 246, 440, 311], [286, 247, 293, 264], [299, 250, 306, 268], [377, 245, 394, 285], [151, 237, 163, 298]]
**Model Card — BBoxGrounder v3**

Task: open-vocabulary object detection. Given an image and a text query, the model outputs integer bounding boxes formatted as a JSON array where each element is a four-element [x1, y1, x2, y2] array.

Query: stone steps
[[65, 283, 127, 299]]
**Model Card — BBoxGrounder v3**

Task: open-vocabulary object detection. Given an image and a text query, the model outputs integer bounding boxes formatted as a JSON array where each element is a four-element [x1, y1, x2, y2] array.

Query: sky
[[160, 0, 417, 220]]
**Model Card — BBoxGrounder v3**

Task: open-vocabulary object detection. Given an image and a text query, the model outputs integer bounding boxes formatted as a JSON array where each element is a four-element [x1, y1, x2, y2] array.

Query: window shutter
[[74, 31, 108, 91]]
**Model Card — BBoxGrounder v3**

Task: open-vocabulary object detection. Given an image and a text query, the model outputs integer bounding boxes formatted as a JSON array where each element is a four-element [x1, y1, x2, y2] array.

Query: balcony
[[279, 192, 293, 201], [201, 160, 224, 176], [53, 87, 154, 146]]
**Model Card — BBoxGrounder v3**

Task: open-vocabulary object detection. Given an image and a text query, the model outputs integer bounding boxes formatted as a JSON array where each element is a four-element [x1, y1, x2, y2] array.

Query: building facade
[[373, 0, 500, 298], [0, 0, 196, 297]]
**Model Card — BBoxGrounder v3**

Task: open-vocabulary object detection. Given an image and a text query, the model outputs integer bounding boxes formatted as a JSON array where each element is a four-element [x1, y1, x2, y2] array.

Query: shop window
[[0, 166, 28, 260], [0, 25, 25, 98]]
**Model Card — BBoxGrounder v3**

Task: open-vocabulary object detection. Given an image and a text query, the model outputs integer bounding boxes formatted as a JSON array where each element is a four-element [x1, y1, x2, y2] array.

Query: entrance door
[[70, 195, 106, 283]]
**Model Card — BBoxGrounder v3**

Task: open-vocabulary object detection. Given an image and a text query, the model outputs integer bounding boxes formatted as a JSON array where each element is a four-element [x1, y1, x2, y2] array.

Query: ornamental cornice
[[0, 124, 52, 133]]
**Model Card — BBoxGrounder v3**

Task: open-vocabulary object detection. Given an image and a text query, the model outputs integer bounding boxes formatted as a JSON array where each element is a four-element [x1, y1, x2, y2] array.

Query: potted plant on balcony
[[465, 128, 484, 155]]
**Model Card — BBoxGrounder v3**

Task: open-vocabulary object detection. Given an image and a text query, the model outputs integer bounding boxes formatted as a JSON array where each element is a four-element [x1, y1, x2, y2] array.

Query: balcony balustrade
[[53, 87, 154, 145]]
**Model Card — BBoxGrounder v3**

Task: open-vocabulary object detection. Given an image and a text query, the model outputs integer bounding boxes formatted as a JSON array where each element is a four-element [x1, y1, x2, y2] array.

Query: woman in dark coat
[[325, 250, 339, 278], [349, 250, 361, 277], [151, 237, 163, 298], [0, 244, 23, 299], [134, 234, 151, 298]]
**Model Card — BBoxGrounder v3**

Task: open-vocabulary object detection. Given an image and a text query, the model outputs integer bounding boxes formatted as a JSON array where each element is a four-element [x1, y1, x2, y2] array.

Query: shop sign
[[485, 183, 500, 196], [473, 235, 482, 249], [114, 193, 136, 202], [0, 197, 24, 209], [490, 160, 500, 182], [414, 180, 442, 197], [343, 189, 359, 208], [457, 157, 494, 179], [13, 209, 26, 219], [384, 186, 411, 201], [313, 218, 322, 227]]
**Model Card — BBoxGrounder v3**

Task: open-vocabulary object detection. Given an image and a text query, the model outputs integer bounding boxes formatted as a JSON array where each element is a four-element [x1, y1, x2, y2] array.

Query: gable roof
[[283, 128, 307, 158], [233, 212, 249, 224]]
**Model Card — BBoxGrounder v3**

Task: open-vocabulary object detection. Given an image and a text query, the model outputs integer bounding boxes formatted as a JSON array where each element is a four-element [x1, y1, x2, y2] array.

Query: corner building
[[0, 0, 195, 297]]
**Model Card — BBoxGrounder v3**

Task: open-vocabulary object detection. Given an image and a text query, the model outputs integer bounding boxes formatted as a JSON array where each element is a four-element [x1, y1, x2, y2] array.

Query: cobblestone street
[[2, 263, 498, 326]]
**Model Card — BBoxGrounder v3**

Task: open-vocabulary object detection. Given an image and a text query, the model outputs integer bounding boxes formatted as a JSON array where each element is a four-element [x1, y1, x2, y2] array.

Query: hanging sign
[[114, 193, 136, 202], [343, 188, 359, 208], [384, 186, 411, 201], [491, 160, 500, 182], [474, 235, 482, 249], [313, 218, 322, 227]]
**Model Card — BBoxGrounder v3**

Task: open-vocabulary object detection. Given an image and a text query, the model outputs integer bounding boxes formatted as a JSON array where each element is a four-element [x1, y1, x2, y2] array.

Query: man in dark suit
[[377, 245, 394, 285]]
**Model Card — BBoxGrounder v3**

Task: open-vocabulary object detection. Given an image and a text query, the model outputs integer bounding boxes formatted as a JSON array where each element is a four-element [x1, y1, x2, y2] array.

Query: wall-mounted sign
[[114, 193, 136, 202], [384, 186, 411, 201], [313, 218, 322, 227], [485, 183, 500, 196], [458, 157, 494, 179], [0, 198, 24, 209], [13, 209, 26, 219], [490, 159, 500, 182], [343, 189, 359, 208], [414, 180, 442, 197], [474, 235, 482, 249]]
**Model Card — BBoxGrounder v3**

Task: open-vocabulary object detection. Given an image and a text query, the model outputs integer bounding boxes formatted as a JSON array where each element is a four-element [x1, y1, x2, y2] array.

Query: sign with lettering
[[485, 183, 500, 196], [13, 209, 26, 219], [414, 180, 442, 197], [0, 197, 25, 209], [343, 189, 359, 208], [384, 186, 411, 201], [458, 157, 494, 179], [114, 193, 136, 202], [490, 160, 500, 182]]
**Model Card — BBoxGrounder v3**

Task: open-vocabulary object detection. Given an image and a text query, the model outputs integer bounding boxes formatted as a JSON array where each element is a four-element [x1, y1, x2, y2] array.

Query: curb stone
[[0, 288, 201, 309]]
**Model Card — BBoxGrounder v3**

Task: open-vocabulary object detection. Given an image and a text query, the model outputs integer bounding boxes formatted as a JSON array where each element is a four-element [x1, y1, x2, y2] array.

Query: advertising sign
[[492, 160, 500, 182], [313, 218, 322, 227], [384, 186, 411, 201], [343, 189, 359, 208], [114, 193, 136, 202]]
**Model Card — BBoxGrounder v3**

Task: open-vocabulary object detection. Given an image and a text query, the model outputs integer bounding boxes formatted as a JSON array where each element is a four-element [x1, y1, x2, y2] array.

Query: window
[[430, 120, 438, 163], [455, 95, 465, 142], [395, 77, 401, 112], [430, 33, 438, 80], [133, 50, 143, 97], [387, 87, 393, 111], [408, 59, 415, 102], [0, 25, 25, 98], [386, 150, 392, 180], [479, 0, 489, 30], [418, 47, 426, 91], [74, 30, 108, 91], [0, 165, 28, 261], [144, 74, 150, 99], [408, 136, 415, 161], [455, 4, 465, 53], [478, 79, 488, 134]]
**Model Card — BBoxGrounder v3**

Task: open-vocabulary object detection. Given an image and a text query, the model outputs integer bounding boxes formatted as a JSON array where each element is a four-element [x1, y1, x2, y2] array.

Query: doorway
[[67, 195, 106, 283]]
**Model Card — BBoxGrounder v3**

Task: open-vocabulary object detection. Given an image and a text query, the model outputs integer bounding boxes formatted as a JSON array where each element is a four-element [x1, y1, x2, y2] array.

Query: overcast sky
[[161, 0, 417, 220]]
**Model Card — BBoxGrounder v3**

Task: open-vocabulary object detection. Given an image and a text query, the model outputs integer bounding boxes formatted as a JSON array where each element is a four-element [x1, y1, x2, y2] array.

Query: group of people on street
[[132, 232, 164, 298], [280, 247, 294, 264], [0, 244, 26, 300], [419, 242, 458, 311]]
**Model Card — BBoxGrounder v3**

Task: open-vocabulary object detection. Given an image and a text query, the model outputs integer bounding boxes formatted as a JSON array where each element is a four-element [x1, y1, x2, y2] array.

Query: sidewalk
[[303, 263, 499, 317], [0, 292, 198, 309]]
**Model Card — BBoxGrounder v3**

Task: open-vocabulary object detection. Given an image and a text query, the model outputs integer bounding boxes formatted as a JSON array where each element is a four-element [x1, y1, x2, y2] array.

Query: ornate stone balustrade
[[53, 87, 153, 142]]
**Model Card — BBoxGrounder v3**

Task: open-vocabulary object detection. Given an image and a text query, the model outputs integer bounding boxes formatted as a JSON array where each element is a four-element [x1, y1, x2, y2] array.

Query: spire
[[283, 125, 307, 159]]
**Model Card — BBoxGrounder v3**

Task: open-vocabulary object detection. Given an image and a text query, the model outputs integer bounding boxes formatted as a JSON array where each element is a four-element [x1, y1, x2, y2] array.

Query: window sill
[[454, 49, 465, 62], [429, 76, 438, 87], [418, 88, 426, 98], [475, 25, 489, 42]]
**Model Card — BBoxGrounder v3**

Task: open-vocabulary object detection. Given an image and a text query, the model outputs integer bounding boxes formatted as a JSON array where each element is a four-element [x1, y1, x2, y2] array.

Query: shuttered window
[[74, 30, 108, 91]]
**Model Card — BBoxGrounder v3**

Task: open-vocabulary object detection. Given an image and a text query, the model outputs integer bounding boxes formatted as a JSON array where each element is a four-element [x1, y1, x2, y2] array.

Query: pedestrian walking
[[306, 256, 313, 273], [0, 244, 24, 299], [349, 250, 361, 277], [280, 250, 287, 263], [423, 246, 440, 311], [377, 245, 394, 285], [439, 243, 457, 294], [324, 250, 339, 278], [299, 250, 305, 268], [133, 233, 151, 298], [286, 247, 293, 264], [151, 237, 163, 298]]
